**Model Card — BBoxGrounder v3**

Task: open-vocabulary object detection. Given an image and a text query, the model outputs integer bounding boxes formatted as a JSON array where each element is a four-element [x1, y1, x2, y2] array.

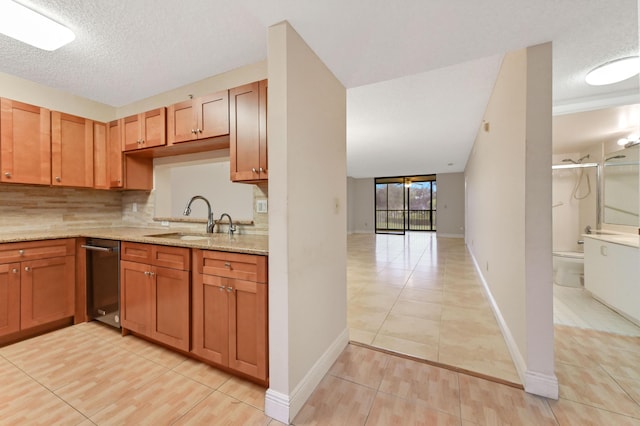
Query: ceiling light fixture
[[0, 0, 75, 51], [585, 56, 640, 86]]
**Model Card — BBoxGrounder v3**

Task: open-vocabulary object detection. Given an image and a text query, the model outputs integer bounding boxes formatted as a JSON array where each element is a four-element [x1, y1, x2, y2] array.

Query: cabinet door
[[197, 91, 229, 139], [141, 108, 166, 149], [192, 273, 229, 365], [51, 112, 94, 187], [120, 260, 152, 335], [167, 100, 197, 145], [0, 98, 51, 185], [151, 266, 190, 351], [93, 121, 109, 189], [229, 82, 261, 182], [258, 79, 268, 179], [123, 114, 142, 151], [107, 119, 124, 188], [20, 256, 75, 329], [0, 263, 20, 337], [229, 279, 267, 380]]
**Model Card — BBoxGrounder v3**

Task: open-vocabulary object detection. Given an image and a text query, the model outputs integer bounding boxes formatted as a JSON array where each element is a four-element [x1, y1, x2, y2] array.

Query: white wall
[[347, 177, 374, 234], [465, 43, 557, 398], [266, 21, 348, 423], [436, 173, 465, 237]]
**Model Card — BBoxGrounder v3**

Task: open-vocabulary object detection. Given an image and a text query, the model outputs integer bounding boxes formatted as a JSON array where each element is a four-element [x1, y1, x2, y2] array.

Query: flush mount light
[[585, 56, 640, 86], [0, 0, 75, 51]]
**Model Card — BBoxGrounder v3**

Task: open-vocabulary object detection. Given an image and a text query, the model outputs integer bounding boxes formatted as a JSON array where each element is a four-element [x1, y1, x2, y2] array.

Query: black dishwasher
[[83, 238, 120, 328]]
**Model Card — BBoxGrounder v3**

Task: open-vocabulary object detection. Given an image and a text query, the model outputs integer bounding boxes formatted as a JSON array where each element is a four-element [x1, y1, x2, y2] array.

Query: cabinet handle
[[191, 129, 195, 134], [144, 271, 150, 276], [259, 167, 264, 173], [18, 249, 24, 255], [11, 268, 18, 274], [4, 172, 10, 178], [219, 286, 225, 291], [55, 176, 61, 182], [197, 128, 202, 133], [252, 168, 257, 173], [149, 271, 155, 277], [224, 262, 231, 268], [24, 266, 31, 272], [226, 287, 233, 293]]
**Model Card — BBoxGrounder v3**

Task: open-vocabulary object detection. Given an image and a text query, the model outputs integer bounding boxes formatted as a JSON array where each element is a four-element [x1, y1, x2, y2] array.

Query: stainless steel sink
[[144, 232, 212, 241]]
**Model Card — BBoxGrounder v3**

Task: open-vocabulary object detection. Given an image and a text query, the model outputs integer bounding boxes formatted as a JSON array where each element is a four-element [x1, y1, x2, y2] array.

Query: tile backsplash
[[0, 185, 122, 232], [0, 183, 268, 235]]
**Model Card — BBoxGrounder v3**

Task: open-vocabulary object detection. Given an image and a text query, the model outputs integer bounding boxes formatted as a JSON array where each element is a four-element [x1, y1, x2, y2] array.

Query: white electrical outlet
[[256, 199, 268, 213], [132, 202, 138, 212]]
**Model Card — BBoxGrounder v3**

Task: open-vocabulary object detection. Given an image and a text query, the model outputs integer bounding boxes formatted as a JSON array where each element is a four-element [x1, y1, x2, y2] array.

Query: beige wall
[[267, 21, 347, 422], [116, 61, 267, 117], [0, 71, 115, 122], [465, 43, 556, 398], [347, 177, 374, 233], [436, 173, 465, 237]]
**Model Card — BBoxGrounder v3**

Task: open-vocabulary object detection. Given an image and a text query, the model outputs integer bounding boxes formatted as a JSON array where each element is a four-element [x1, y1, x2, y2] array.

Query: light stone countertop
[[583, 233, 639, 249], [0, 227, 268, 255]]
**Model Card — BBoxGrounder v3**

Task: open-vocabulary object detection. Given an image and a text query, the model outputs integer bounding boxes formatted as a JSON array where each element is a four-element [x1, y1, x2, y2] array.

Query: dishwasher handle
[[82, 244, 117, 253]]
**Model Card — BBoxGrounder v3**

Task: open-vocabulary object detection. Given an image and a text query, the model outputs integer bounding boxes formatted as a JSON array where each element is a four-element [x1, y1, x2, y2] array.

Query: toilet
[[552, 251, 584, 287]]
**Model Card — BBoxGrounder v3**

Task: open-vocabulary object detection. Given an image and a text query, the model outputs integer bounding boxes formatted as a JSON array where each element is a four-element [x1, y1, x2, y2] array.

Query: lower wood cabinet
[[120, 242, 191, 352], [0, 262, 20, 336], [0, 239, 75, 340], [192, 249, 268, 382]]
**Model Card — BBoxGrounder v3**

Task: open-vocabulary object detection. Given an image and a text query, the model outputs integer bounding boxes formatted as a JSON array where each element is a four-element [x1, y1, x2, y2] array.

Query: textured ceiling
[[0, 0, 638, 177]]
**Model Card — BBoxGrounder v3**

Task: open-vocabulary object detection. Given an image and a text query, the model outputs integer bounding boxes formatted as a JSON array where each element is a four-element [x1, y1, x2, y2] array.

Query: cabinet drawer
[[153, 245, 190, 271], [0, 239, 75, 263], [198, 250, 266, 282], [121, 242, 190, 271], [121, 242, 152, 263]]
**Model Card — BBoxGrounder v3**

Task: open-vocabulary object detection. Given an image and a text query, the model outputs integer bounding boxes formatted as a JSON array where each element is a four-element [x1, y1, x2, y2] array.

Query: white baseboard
[[436, 233, 464, 238], [525, 370, 559, 400], [468, 249, 527, 385], [265, 328, 349, 424], [468, 247, 558, 399]]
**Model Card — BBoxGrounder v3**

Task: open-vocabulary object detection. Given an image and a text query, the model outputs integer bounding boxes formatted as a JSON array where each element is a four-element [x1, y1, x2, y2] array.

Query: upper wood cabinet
[[94, 120, 127, 189], [51, 111, 94, 188], [167, 91, 229, 145], [0, 98, 51, 185], [229, 80, 268, 182], [123, 107, 166, 151]]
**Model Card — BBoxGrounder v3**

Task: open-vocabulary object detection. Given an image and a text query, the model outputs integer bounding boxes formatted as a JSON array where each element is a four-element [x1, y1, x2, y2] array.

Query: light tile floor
[[3, 323, 640, 425], [0, 322, 283, 426], [554, 283, 640, 336], [347, 233, 520, 384]]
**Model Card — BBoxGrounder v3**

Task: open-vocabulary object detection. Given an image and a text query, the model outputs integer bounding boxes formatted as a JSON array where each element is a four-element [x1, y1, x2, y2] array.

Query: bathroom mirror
[[603, 144, 639, 227]]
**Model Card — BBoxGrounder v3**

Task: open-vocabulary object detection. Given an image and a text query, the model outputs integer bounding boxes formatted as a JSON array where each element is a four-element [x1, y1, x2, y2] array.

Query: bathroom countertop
[[0, 227, 269, 255], [583, 233, 639, 249]]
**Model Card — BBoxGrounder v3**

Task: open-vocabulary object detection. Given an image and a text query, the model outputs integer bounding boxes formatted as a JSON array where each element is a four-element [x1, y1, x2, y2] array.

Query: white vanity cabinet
[[584, 236, 640, 324]]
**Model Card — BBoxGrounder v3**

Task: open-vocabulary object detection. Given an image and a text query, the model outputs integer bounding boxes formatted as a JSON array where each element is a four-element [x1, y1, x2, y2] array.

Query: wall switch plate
[[256, 199, 268, 213], [161, 221, 169, 227]]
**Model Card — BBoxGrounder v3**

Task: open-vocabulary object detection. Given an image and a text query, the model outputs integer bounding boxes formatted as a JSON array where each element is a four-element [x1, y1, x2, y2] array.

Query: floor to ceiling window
[[375, 175, 436, 233]]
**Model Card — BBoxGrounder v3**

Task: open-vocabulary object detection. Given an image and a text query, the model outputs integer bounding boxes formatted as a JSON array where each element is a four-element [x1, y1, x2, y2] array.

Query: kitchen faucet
[[218, 213, 236, 236], [183, 195, 214, 233]]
